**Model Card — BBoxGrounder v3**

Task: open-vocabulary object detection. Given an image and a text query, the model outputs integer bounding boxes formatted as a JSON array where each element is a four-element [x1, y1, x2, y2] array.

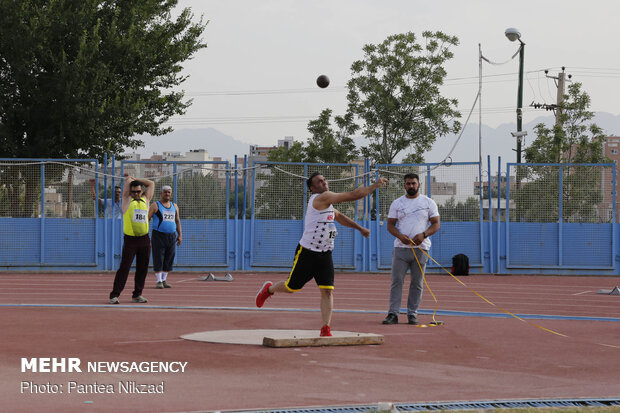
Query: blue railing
[[1, 158, 619, 275]]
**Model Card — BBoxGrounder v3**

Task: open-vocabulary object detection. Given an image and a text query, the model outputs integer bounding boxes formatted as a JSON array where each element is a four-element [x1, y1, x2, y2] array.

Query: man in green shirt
[[109, 175, 155, 304]]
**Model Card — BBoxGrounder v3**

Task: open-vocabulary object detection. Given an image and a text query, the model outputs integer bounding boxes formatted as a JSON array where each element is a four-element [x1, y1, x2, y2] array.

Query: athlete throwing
[[255, 172, 388, 336]]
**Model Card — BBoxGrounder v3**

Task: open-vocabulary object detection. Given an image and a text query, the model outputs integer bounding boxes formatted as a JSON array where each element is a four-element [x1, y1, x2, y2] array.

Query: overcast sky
[[166, 0, 620, 149]]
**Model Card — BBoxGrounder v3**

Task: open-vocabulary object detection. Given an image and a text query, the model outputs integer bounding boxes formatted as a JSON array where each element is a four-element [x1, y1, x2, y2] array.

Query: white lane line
[[114, 338, 184, 345]]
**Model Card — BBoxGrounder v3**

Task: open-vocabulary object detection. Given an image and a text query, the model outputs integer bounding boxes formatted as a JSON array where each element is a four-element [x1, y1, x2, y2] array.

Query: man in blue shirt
[[148, 185, 182, 289]]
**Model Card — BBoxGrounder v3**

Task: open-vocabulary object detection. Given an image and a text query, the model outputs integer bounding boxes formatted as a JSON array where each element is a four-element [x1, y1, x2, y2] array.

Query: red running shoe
[[255, 281, 273, 308], [320, 325, 332, 337]]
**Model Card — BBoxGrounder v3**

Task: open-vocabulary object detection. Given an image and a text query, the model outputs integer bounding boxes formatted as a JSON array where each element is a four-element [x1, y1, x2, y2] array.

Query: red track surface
[[1, 271, 619, 412]]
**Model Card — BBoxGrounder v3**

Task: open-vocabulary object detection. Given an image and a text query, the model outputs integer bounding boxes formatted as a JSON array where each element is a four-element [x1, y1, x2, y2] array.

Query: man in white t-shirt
[[382, 173, 440, 325]]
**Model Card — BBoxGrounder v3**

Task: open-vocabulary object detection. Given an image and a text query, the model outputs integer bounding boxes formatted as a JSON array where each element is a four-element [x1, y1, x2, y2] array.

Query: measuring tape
[[407, 239, 619, 349]]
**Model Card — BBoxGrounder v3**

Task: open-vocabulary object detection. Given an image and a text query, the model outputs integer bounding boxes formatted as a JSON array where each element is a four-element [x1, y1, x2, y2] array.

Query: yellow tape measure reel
[[409, 240, 444, 328]]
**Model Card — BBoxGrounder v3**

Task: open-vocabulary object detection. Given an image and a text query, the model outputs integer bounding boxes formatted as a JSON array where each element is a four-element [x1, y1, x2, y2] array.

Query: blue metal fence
[[121, 160, 231, 269], [505, 163, 616, 270], [374, 162, 484, 270], [248, 162, 361, 269], [1, 157, 619, 275], [0, 158, 98, 267]]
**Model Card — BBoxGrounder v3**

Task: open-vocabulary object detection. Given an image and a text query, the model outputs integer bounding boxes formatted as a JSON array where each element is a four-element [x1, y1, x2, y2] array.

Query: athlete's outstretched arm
[[334, 209, 370, 238], [314, 178, 388, 210]]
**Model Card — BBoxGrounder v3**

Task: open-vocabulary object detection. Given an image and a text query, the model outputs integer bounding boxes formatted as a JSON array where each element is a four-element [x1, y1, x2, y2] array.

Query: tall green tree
[[0, 0, 205, 217], [515, 83, 609, 223], [256, 110, 360, 219], [438, 196, 479, 222], [305, 109, 360, 218], [524, 83, 607, 164], [266, 109, 359, 164], [0, 0, 206, 159], [176, 173, 227, 219], [305, 109, 359, 164], [267, 141, 305, 163], [346, 31, 461, 164]]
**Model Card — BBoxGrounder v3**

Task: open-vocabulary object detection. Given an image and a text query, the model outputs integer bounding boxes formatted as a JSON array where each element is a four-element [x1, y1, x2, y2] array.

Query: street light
[[505, 27, 525, 163]]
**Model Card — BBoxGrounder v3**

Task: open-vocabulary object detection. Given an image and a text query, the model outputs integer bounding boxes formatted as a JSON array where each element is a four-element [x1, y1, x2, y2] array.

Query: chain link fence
[[122, 160, 230, 267], [1, 158, 616, 272], [250, 162, 360, 268], [0, 159, 98, 266], [375, 163, 482, 270], [506, 163, 615, 268]]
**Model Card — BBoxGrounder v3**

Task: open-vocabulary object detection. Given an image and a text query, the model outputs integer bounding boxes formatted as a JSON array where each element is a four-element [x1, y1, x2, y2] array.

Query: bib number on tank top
[[133, 209, 147, 223], [163, 212, 175, 222], [327, 223, 338, 240]]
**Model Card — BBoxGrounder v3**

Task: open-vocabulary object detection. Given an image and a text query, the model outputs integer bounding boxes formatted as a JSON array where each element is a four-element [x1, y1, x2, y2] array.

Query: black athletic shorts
[[285, 244, 335, 291]]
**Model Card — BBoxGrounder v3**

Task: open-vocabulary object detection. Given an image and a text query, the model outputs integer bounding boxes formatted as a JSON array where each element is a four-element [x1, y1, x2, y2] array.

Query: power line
[[564, 66, 620, 72], [168, 65, 619, 127], [181, 68, 563, 98], [189, 88, 343, 96], [183, 67, 619, 98], [164, 106, 539, 127]]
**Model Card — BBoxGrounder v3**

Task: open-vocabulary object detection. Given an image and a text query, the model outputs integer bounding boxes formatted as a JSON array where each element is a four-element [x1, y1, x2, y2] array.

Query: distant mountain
[[134, 128, 251, 162], [132, 112, 620, 164], [591, 112, 620, 136], [420, 111, 620, 165]]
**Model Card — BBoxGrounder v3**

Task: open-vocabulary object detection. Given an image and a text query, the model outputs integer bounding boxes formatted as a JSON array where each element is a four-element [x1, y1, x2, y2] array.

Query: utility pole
[[530, 67, 571, 162], [555, 68, 568, 125], [531, 67, 571, 124]]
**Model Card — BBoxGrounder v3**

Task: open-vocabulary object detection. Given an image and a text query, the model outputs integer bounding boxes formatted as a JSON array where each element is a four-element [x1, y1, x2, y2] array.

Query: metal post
[[111, 155, 116, 270], [234, 156, 239, 270], [103, 153, 107, 270], [40, 162, 45, 264], [241, 155, 248, 270], [478, 43, 483, 167], [487, 155, 493, 273], [516, 42, 525, 163], [496, 157, 502, 274]]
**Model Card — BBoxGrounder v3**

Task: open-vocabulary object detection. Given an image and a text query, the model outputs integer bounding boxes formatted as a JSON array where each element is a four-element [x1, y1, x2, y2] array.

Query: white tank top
[[299, 193, 337, 252]]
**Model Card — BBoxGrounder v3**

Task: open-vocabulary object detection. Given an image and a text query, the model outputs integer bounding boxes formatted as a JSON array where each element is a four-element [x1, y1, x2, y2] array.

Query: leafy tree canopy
[[515, 83, 610, 223], [305, 109, 359, 164], [0, 0, 207, 159], [258, 110, 361, 220], [267, 141, 306, 163], [437, 196, 479, 222], [346, 31, 461, 165], [267, 109, 359, 164], [524, 83, 608, 164]]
